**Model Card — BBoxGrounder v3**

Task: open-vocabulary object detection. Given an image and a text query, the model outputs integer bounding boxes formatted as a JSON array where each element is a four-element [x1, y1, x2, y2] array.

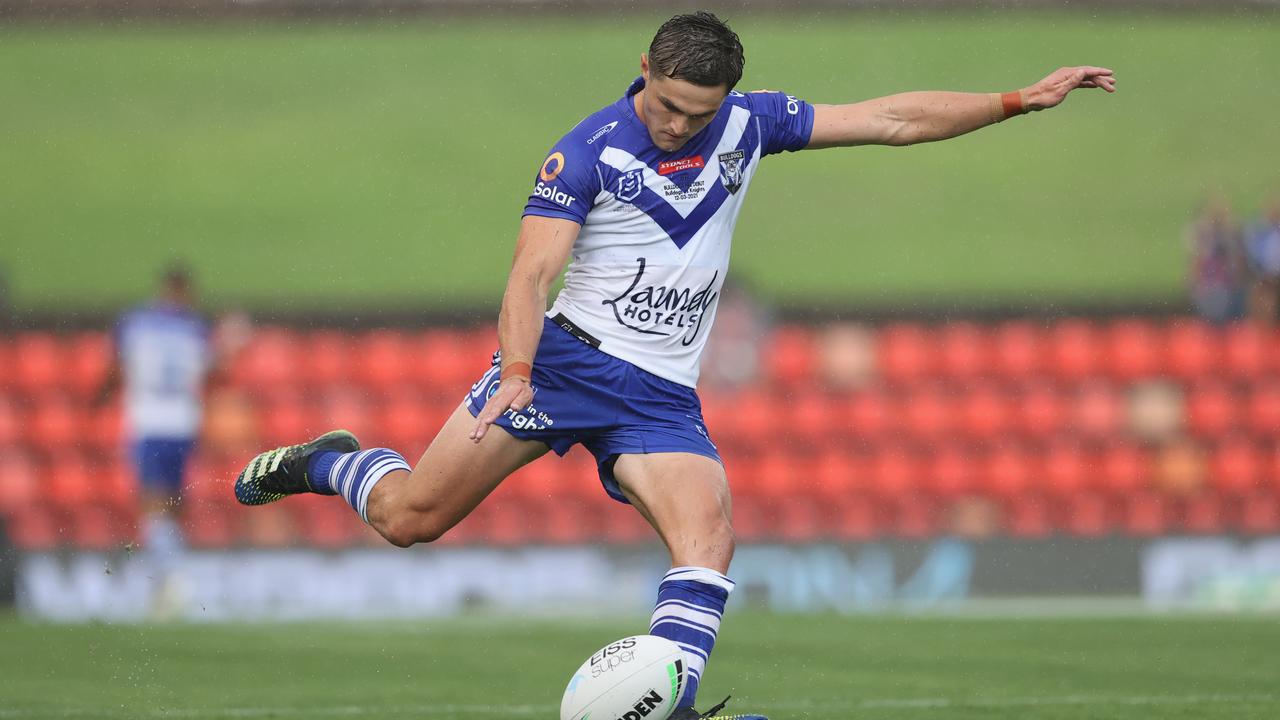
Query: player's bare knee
[[380, 507, 452, 547]]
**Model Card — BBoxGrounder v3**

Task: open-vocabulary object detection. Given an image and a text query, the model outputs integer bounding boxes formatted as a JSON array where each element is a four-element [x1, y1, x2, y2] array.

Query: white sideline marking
[[1, 694, 1276, 718]]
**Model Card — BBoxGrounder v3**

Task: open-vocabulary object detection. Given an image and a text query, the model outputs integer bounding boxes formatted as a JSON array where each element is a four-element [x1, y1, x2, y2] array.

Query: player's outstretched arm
[[806, 66, 1116, 149], [470, 215, 580, 443]]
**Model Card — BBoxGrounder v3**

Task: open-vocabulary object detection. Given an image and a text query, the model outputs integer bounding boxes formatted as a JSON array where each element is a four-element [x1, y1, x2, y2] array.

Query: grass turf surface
[[1, 12, 1278, 315], [1, 612, 1278, 719]]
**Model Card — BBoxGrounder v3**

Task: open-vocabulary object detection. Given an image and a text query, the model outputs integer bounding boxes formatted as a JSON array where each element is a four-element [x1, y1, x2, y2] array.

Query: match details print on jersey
[[523, 78, 814, 387]]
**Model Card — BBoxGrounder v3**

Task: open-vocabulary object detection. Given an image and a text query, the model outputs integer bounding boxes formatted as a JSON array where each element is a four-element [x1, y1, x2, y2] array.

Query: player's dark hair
[[648, 12, 744, 91], [163, 262, 192, 293]]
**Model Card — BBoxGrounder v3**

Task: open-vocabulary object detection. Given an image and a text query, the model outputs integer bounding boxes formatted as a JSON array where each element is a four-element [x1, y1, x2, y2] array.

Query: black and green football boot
[[669, 696, 766, 720], [234, 430, 360, 506]]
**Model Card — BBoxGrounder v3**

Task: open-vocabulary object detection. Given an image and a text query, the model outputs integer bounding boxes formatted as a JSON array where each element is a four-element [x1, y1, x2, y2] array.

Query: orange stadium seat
[[1165, 321, 1220, 381], [1104, 319, 1163, 381], [877, 323, 935, 384], [1208, 438, 1262, 495], [1047, 320, 1101, 381], [1186, 382, 1241, 438], [937, 322, 990, 380], [762, 326, 816, 386], [13, 333, 64, 395]]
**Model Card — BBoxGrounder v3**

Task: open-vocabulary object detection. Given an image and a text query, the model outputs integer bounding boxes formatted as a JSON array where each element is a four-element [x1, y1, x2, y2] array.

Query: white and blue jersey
[[467, 78, 813, 502], [116, 303, 211, 441], [525, 77, 814, 388]]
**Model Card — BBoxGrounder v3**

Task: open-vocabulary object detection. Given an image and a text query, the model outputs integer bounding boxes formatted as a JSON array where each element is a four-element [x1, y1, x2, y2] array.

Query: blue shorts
[[464, 316, 721, 504], [132, 437, 196, 495]]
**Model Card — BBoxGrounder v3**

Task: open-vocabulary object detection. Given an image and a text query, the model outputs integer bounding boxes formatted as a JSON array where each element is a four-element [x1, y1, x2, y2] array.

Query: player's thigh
[[396, 402, 549, 522], [611, 452, 734, 572]]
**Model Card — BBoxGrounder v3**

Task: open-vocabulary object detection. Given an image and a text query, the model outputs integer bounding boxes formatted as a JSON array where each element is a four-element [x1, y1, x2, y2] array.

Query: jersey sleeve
[[749, 91, 816, 156], [522, 132, 600, 225]]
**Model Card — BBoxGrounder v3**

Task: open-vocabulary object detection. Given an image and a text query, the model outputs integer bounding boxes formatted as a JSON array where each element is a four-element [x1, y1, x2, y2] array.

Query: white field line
[[1, 693, 1276, 718]]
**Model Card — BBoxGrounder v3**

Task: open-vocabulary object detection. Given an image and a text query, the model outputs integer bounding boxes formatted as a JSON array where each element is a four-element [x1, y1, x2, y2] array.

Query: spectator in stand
[[1244, 193, 1280, 327], [1185, 194, 1245, 325]]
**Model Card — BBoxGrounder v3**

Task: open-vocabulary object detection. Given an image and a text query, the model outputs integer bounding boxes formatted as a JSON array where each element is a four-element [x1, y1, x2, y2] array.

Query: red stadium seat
[[866, 444, 922, 499], [231, 327, 300, 391], [86, 402, 124, 453], [1208, 438, 1263, 496], [991, 321, 1044, 379], [1182, 492, 1231, 534], [810, 446, 865, 500], [1165, 321, 1220, 381], [1047, 320, 1101, 381], [378, 394, 436, 455], [844, 389, 896, 440], [67, 332, 113, 398], [1069, 382, 1124, 440], [28, 395, 85, 452], [355, 330, 410, 391], [1042, 440, 1095, 498], [1186, 382, 1241, 438], [1006, 494, 1052, 538], [0, 395, 23, 447], [1099, 442, 1152, 496], [1246, 383, 1280, 438], [66, 504, 127, 550], [924, 443, 977, 499], [774, 495, 828, 543], [783, 390, 835, 443], [762, 326, 816, 386], [1104, 319, 1163, 381], [877, 323, 935, 384], [983, 444, 1036, 500], [1123, 492, 1172, 536], [407, 329, 482, 391], [754, 450, 800, 499], [1239, 493, 1280, 534], [937, 322, 990, 380], [1061, 492, 1112, 537], [46, 454, 95, 511], [1222, 324, 1271, 378], [301, 330, 354, 388], [958, 383, 1014, 440], [900, 384, 956, 441], [1013, 382, 1068, 439], [723, 389, 774, 449], [240, 503, 296, 548], [184, 503, 236, 549], [257, 392, 316, 447], [13, 333, 65, 395], [7, 504, 61, 550], [827, 495, 884, 541], [317, 390, 375, 448], [0, 449, 38, 516], [892, 497, 937, 539]]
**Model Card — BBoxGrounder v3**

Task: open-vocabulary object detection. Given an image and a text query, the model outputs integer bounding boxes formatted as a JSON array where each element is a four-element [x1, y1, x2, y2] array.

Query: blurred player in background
[[233, 12, 1114, 717], [99, 264, 247, 618]]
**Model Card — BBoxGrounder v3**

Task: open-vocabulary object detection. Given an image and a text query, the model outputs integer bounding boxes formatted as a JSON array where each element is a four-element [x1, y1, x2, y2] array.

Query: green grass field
[[2, 611, 1278, 719], [2, 12, 1279, 314]]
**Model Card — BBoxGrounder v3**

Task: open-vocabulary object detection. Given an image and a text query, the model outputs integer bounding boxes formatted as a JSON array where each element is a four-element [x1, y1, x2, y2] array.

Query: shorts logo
[[616, 168, 644, 203], [657, 156, 704, 176], [540, 152, 565, 182], [718, 150, 745, 194], [585, 121, 618, 145]]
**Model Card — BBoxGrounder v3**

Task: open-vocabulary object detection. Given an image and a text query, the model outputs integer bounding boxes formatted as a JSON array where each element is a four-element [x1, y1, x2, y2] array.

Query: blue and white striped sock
[[327, 449, 410, 523], [649, 566, 735, 709]]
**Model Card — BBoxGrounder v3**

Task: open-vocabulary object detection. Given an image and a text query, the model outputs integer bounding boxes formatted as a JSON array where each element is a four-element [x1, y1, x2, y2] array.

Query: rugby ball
[[560, 635, 687, 720]]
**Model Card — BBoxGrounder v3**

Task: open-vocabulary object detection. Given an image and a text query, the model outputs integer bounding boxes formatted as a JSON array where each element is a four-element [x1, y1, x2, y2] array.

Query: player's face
[[639, 70, 728, 153]]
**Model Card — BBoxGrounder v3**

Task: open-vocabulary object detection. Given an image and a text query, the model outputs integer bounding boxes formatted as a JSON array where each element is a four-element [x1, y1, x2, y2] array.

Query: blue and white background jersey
[[524, 77, 814, 387], [116, 303, 211, 439]]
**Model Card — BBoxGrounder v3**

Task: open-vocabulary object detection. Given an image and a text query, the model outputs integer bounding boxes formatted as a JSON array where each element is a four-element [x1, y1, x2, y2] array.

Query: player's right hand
[[469, 377, 534, 443]]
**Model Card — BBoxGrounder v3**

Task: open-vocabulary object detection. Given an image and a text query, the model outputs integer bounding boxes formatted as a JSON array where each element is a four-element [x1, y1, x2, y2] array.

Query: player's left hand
[[1023, 66, 1116, 111]]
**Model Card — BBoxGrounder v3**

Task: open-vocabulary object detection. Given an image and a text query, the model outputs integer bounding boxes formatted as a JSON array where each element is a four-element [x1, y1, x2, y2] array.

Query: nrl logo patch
[[617, 168, 644, 203], [717, 150, 745, 194]]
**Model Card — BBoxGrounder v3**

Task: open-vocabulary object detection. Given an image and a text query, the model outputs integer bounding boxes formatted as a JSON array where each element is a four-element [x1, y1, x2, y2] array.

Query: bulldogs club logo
[[617, 168, 644, 203], [717, 150, 745, 194]]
